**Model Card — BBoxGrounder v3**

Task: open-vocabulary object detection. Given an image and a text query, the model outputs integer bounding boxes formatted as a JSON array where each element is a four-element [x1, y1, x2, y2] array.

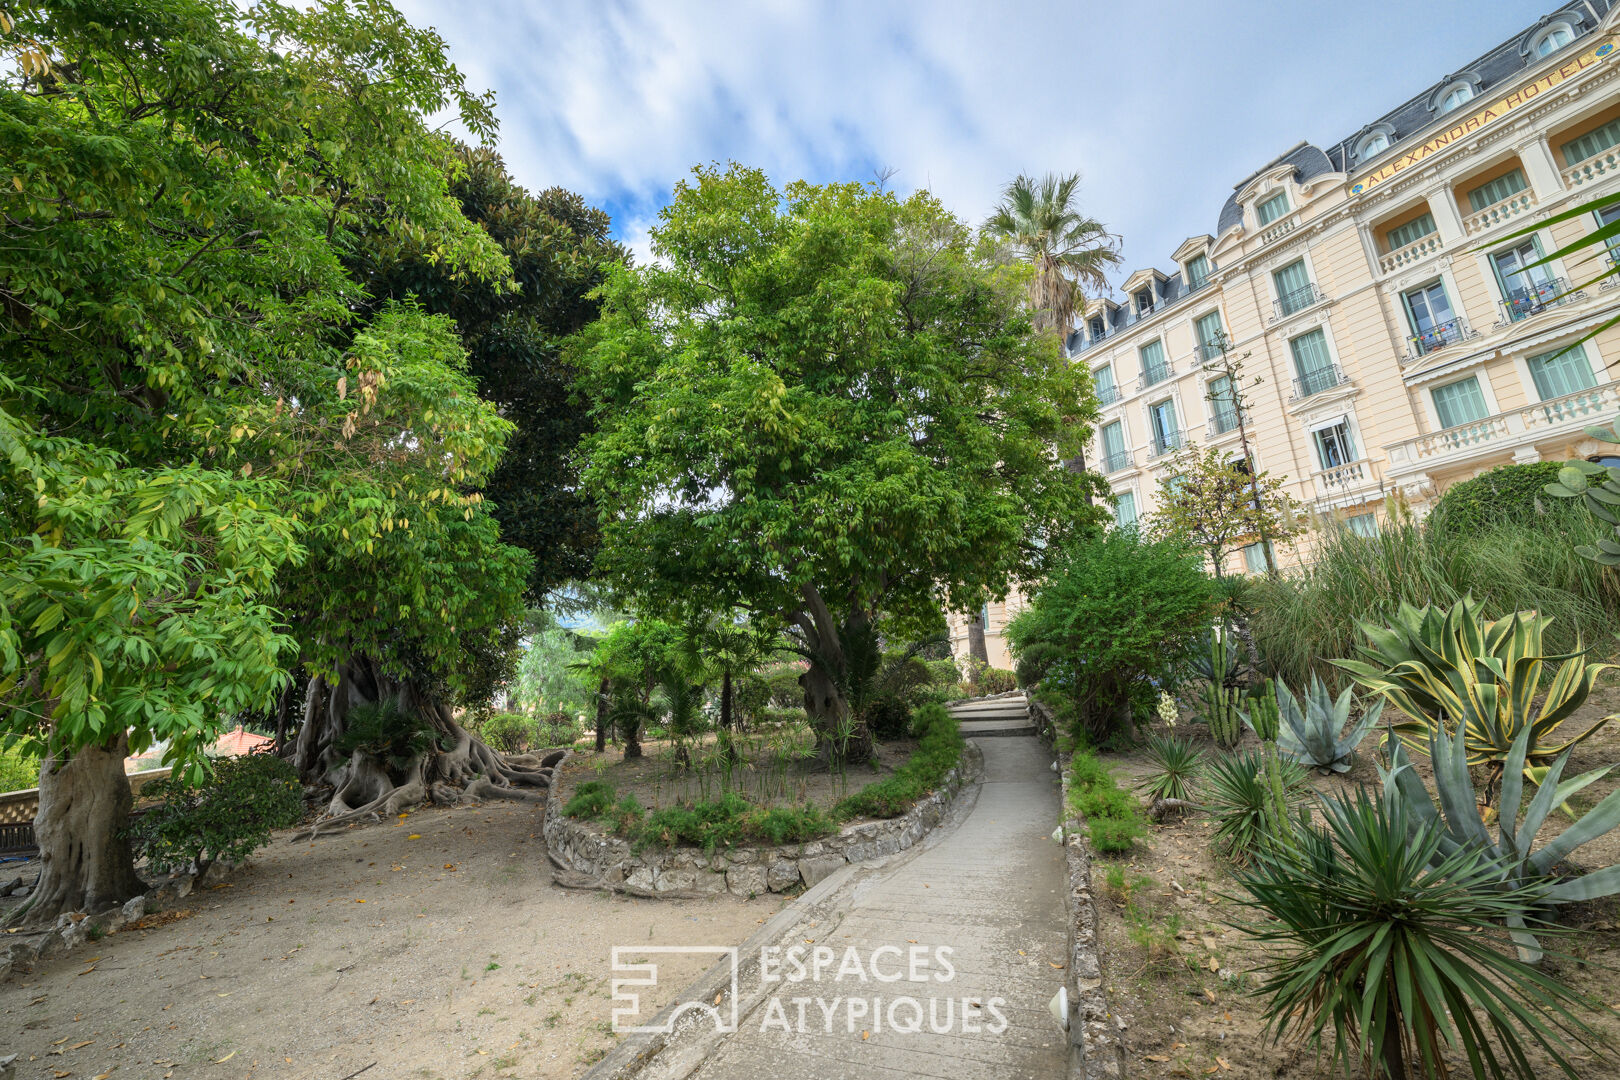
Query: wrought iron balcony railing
[[1272, 282, 1323, 321], [1137, 361, 1174, 391], [1149, 429, 1184, 459], [1290, 363, 1347, 402], [1207, 409, 1244, 438], [1499, 276, 1580, 324], [1407, 317, 1475, 359], [1102, 449, 1133, 473], [1096, 384, 1119, 406]]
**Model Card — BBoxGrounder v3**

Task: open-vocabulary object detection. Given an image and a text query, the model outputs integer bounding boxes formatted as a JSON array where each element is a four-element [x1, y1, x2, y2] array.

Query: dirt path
[[0, 801, 779, 1080]]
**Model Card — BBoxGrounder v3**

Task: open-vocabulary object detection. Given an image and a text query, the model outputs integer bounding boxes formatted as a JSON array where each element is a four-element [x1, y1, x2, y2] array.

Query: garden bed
[[1082, 694, 1620, 1079]]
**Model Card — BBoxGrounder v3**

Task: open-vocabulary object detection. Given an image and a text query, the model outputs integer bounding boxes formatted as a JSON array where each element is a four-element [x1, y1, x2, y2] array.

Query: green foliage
[[1335, 597, 1612, 794], [334, 701, 441, 773], [1066, 749, 1146, 854], [129, 755, 304, 876], [1203, 750, 1310, 863], [1430, 462, 1570, 536], [1138, 736, 1204, 803], [562, 780, 617, 820], [0, 743, 41, 793], [475, 712, 535, 754], [1257, 676, 1382, 774], [835, 704, 964, 819], [977, 667, 1018, 695], [562, 780, 832, 855], [864, 697, 913, 741], [1383, 722, 1620, 960], [1248, 515, 1620, 692], [576, 164, 1106, 744], [1150, 443, 1303, 574], [1236, 788, 1602, 1080], [1009, 531, 1216, 741], [1190, 629, 1246, 750], [513, 614, 595, 719]]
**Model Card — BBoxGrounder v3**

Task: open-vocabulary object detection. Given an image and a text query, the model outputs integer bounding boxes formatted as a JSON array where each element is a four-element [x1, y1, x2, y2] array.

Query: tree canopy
[[576, 165, 1105, 755]]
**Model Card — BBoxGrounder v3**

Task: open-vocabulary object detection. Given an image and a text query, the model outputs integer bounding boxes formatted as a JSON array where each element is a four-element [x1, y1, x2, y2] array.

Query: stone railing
[[1, 768, 173, 851], [544, 745, 984, 898], [1566, 146, 1620, 188], [1261, 212, 1300, 245], [1311, 457, 1382, 504], [1380, 231, 1444, 274], [1463, 189, 1537, 235], [1386, 381, 1620, 471]]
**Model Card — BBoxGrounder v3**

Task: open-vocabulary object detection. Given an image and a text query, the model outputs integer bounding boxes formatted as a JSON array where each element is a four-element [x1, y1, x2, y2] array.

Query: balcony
[[1149, 429, 1184, 459], [1311, 457, 1383, 507], [1191, 341, 1224, 368], [1096, 384, 1120, 406], [1138, 361, 1175, 392], [1272, 282, 1323, 322], [1207, 409, 1246, 439], [1379, 231, 1444, 275], [1102, 448, 1134, 473], [1407, 317, 1475, 360], [1385, 381, 1620, 474], [1566, 145, 1620, 188], [1289, 363, 1348, 402], [1463, 188, 1536, 236], [1261, 213, 1300, 245], [1498, 276, 1582, 324]]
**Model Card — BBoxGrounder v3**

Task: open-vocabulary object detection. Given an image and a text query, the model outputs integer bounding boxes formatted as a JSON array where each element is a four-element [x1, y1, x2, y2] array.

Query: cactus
[[1192, 628, 1246, 749]]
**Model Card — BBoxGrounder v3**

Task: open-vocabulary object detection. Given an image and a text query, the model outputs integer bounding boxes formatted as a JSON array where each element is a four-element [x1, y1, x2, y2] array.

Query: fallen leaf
[[1217, 1058, 1232, 1071], [1203, 989, 1217, 1003], [408, 834, 421, 840], [53, 1038, 70, 1046], [217, 992, 232, 998], [213, 1051, 235, 1063], [69, 1042, 93, 1050], [1145, 1055, 1169, 1062], [1017, 950, 1026, 956], [713, 992, 723, 1006], [861, 1031, 870, 1040], [1202, 936, 1218, 950], [1206, 957, 1219, 972], [1049, 961, 1065, 969], [476, 1050, 488, 1056], [28, 996, 46, 1006], [53, 1072, 69, 1079], [400, 999, 415, 1005], [355, 899, 366, 904]]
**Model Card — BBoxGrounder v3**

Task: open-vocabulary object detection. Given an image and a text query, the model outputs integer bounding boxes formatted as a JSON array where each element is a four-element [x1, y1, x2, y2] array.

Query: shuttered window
[[1113, 491, 1138, 529], [1527, 343, 1597, 400], [1139, 339, 1169, 385], [1432, 376, 1490, 428], [1384, 213, 1436, 252], [1101, 421, 1126, 467], [1466, 169, 1528, 213], [1185, 254, 1211, 288], [1561, 117, 1620, 167], [1257, 192, 1290, 226]]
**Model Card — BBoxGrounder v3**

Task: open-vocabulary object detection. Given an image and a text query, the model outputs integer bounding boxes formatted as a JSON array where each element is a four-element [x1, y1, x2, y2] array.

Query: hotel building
[[953, 1, 1620, 671]]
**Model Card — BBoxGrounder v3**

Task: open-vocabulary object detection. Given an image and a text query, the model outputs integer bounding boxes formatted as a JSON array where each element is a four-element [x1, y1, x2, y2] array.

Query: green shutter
[[1273, 260, 1310, 299], [1527, 343, 1596, 400], [1561, 117, 1620, 167], [1139, 339, 1167, 382], [1114, 491, 1137, 528], [1101, 421, 1125, 459], [1384, 213, 1437, 252], [1186, 254, 1210, 287], [1346, 513, 1378, 538], [1095, 364, 1115, 397], [1208, 376, 1237, 429], [1195, 311, 1224, 348], [1257, 192, 1290, 225], [1289, 329, 1332, 377], [1466, 169, 1528, 213], [1432, 376, 1489, 428]]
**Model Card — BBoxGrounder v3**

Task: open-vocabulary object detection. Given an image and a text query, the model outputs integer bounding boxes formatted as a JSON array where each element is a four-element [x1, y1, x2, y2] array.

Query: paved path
[[690, 734, 1068, 1080]]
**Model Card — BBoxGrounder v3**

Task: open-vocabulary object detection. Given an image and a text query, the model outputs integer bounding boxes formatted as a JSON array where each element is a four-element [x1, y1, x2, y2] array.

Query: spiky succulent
[[1250, 675, 1381, 774]]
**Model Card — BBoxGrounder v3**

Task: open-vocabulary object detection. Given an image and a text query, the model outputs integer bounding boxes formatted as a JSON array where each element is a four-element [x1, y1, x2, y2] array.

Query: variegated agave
[[1381, 720, 1620, 961], [1333, 596, 1613, 794]]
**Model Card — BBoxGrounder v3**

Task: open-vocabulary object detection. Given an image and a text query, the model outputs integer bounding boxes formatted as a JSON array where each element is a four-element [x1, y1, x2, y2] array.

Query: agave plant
[[1238, 789, 1602, 1080], [1246, 675, 1382, 774], [1333, 596, 1613, 796], [1382, 719, 1620, 961], [1202, 750, 1310, 863], [1137, 735, 1203, 803]]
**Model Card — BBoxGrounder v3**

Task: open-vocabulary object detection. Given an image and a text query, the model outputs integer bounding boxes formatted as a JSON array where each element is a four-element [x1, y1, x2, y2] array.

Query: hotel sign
[[1351, 36, 1618, 196]]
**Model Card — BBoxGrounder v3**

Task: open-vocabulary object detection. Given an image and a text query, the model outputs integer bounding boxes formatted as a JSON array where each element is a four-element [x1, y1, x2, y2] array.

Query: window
[[1404, 280, 1459, 354], [1439, 83, 1475, 114], [1256, 192, 1291, 227], [1135, 289, 1155, 315], [1089, 316, 1106, 341], [1195, 311, 1225, 361], [1384, 212, 1437, 252], [1139, 340, 1169, 387], [1100, 421, 1128, 471], [1312, 419, 1357, 470], [1466, 169, 1528, 213], [1290, 329, 1338, 397], [1094, 364, 1117, 405], [1534, 23, 1574, 57], [1598, 203, 1620, 263], [1562, 117, 1620, 167], [1113, 490, 1138, 530], [1492, 239, 1556, 318], [1357, 131, 1390, 161], [1242, 542, 1272, 574], [1207, 375, 1238, 434], [1149, 398, 1180, 456], [1346, 513, 1379, 538], [1273, 259, 1314, 315], [1432, 376, 1490, 429], [1527, 343, 1597, 400], [1185, 253, 1211, 289]]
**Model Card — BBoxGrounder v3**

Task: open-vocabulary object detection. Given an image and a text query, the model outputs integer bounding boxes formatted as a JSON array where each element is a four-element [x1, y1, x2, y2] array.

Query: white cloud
[[399, 0, 1537, 291]]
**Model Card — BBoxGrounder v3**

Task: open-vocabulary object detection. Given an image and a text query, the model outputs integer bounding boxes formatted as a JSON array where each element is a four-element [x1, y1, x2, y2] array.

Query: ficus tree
[[576, 165, 1106, 762]]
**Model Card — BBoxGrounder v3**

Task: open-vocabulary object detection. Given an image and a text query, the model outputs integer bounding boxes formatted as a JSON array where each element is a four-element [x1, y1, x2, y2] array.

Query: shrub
[[562, 779, 617, 819], [835, 704, 963, 819], [1138, 735, 1203, 803], [1236, 789, 1602, 1080], [864, 696, 912, 741], [536, 711, 578, 747], [1066, 748, 1147, 855], [1203, 750, 1310, 863], [128, 754, 304, 877], [976, 666, 1017, 695], [336, 700, 441, 771], [1089, 815, 1147, 854], [477, 712, 535, 753], [1428, 461, 1568, 536], [1008, 531, 1216, 742], [0, 742, 40, 792]]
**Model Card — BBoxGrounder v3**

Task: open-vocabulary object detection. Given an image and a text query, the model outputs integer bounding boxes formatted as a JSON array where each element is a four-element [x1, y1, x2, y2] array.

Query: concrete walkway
[[689, 735, 1068, 1080]]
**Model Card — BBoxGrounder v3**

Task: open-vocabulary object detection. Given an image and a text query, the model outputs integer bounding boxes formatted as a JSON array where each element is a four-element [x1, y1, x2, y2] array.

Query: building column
[[1518, 136, 1566, 201], [1428, 187, 1467, 244]]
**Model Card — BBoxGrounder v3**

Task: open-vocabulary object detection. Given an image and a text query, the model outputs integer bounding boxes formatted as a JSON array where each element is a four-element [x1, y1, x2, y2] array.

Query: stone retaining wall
[[543, 743, 984, 899], [1058, 758, 1127, 1079]]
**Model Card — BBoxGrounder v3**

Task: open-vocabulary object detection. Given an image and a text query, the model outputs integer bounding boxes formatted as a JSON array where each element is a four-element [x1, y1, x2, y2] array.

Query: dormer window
[[1134, 289, 1154, 316], [1437, 81, 1475, 114], [1256, 192, 1291, 227], [1185, 254, 1211, 290], [1089, 316, 1106, 340], [1357, 132, 1389, 161], [1533, 22, 1575, 57]]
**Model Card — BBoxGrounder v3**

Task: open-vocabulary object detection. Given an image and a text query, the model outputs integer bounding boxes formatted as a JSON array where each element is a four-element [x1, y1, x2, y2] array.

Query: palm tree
[[985, 173, 1121, 339]]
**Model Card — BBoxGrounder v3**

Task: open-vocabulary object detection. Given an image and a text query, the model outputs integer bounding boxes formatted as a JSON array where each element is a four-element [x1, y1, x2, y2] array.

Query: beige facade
[[951, 4, 1620, 671]]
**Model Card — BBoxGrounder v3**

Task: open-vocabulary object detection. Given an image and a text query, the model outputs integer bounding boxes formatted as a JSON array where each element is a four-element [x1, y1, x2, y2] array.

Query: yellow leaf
[[213, 1052, 235, 1063], [861, 1031, 869, 1041], [408, 834, 420, 840]]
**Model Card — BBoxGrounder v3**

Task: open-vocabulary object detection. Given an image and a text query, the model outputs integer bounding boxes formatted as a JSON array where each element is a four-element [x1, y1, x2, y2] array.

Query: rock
[[796, 854, 845, 890], [33, 932, 62, 963], [694, 871, 727, 895], [0, 876, 23, 898], [655, 868, 696, 893], [624, 867, 656, 894], [766, 860, 798, 892], [725, 864, 767, 898], [800, 842, 824, 858], [0, 1051, 17, 1079], [122, 895, 147, 922], [727, 849, 757, 865]]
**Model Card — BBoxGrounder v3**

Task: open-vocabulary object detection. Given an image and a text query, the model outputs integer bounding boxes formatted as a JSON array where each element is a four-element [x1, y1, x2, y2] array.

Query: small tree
[[1152, 443, 1302, 577], [1197, 333, 1295, 575]]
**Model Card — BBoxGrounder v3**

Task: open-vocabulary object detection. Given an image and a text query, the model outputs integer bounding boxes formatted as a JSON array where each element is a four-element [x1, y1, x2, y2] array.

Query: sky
[[395, 0, 1539, 287]]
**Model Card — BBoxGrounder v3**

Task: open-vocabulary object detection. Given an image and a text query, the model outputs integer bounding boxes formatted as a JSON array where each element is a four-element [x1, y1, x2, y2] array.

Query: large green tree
[[577, 166, 1105, 761], [0, 0, 539, 919]]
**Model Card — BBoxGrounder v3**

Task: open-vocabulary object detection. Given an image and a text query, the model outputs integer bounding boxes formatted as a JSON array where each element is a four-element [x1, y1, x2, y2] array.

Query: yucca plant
[[1383, 719, 1620, 962], [1137, 735, 1203, 803], [1249, 675, 1382, 774], [1237, 789, 1602, 1080], [1203, 750, 1310, 863], [1334, 596, 1613, 801]]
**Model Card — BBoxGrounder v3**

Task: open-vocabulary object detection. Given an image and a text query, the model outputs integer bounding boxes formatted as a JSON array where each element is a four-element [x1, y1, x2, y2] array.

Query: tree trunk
[[594, 678, 609, 753], [967, 613, 989, 666], [794, 584, 875, 766], [720, 669, 733, 731], [22, 733, 146, 926]]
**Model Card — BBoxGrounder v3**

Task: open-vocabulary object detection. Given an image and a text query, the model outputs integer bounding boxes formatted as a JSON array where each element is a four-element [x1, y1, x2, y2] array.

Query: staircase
[[944, 691, 1035, 737]]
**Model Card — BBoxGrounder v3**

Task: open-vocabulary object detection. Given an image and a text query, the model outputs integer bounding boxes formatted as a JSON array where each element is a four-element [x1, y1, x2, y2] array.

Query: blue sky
[[397, 0, 1538, 286]]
